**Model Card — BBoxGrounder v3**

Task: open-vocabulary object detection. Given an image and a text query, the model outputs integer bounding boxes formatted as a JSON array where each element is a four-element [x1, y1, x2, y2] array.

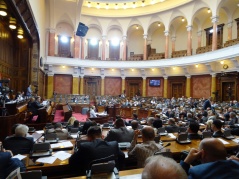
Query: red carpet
[[53, 110, 88, 123]]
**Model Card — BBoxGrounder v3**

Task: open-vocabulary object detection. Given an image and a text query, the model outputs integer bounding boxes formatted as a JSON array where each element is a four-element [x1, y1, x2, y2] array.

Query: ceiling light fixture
[[17, 28, 24, 39], [220, 61, 224, 65], [182, 17, 185, 22], [132, 2, 136, 8], [142, 1, 145, 7], [158, 23, 161, 27], [0, 0, 7, 16], [151, 0, 155, 5], [195, 64, 199, 68], [123, 3, 127, 9], [136, 25, 139, 30], [207, 8, 211, 13], [9, 17, 17, 29], [96, 3, 100, 9], [106, 3, 109, 9], [115, 4, 118, 9], [87, 2, 91, 8]]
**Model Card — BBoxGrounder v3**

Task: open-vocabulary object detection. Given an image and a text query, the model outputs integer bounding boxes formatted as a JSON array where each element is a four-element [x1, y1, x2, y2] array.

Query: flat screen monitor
[[149, 80, 160, 87]]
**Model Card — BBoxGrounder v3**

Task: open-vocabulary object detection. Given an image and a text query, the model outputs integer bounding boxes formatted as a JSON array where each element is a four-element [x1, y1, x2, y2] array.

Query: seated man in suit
[[69, 126, 125, 175], [89, 106, 97, 118], [165, 118, 179, 133], [203, 96, 212, 110], [180, 138, 239, 178], [187, 122, 202, 140], [104, 118, 134, 143], [128, 126, 163, 168], [3, 124, 34, 155], [0, 142, 26, 179], [49, 123, 72, 140], [212, 119, 223, 138], [142, 155, 187, 179]]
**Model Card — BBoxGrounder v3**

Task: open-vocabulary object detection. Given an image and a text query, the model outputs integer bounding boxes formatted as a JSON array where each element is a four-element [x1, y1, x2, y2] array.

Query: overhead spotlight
[[181, 18, 185, 22], [91, 68, 94, 70], [0, 0, 7, 16], [87, 2, 91, 8], [136, 25, 139, 30], [123, 3, 127, 9], [17, 28, 24, 39], [9, 17, 17, 29], [158, 23, 161, 27], [173, 67, 176, 70], [111, 68, 114, 71], [142, 1, 145, 7], [195, 64, 199, 68], [96, 3, 100, 9], [159, 0, 165, 2], [115, 4, 118, 9], [207, 8, 211, 13], [151, 0, 155, 5], [152, 68, 155, 71], [62, 65, 65, 68], [131, 68, 134, 71], [106, 3, 109, 9], [220, 61, 224, 65], [132, 2, 136, 8]]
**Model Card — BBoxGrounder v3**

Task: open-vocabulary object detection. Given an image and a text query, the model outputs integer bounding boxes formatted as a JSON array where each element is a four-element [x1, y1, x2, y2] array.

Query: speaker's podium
[[76, 22, 88, 37]]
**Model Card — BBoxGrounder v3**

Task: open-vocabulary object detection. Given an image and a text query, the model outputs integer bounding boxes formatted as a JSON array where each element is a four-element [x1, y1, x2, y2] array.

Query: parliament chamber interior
[[1, 0, 239, 178]]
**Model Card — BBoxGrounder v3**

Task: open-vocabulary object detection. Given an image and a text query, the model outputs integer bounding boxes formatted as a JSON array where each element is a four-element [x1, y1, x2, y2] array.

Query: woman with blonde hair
[[68, 116, 76, 126]]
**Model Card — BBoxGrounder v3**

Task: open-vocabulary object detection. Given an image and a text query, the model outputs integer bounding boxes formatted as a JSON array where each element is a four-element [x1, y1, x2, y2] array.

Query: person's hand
[[228, 155, 239, 162], [184, 148, 202, 164]]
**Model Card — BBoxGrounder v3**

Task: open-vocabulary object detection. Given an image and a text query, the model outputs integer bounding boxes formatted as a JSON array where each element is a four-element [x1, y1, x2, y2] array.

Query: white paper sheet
[[168, 133, 176, 138], [218, 138, 229, 144], [50, 141, 73, 148], [71, 134, 78, 139], [36, 156, 57, 164], [32, 133, 43, 142], [53, 151, 72, 161], [232, 138, 239, 143], [12, 154, 26, 160], [36, 130, 44, 134]]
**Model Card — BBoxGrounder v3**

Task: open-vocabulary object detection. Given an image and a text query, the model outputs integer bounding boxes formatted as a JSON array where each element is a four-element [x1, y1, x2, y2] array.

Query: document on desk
[[218, 138, 229, 144], [51, 141, 73, 148], [53, 151, 72, 161], [233, 138, 239, 143], [120, 174, 142, 179], [36, 130, 45, 134], [36, 156, 57, 164], [13, 154, 26, 160], [168, 133, 176, 138]]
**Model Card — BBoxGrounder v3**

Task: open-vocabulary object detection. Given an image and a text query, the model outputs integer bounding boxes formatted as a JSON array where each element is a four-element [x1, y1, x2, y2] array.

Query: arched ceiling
[[81, 0, 193, 17]]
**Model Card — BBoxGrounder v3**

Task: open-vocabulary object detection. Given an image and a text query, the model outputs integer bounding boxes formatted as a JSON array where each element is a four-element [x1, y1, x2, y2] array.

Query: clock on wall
[[223, 64, 228, 69]]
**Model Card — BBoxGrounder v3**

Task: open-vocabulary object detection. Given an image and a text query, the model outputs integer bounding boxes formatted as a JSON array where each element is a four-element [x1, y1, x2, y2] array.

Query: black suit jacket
[[69, 139, 125, 174], [213, 130, 223, 138], [203, 100, 211, 110]]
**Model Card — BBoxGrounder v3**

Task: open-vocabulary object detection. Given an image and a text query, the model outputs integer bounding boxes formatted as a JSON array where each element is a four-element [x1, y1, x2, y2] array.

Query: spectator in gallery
[[26, 84, 32, 96]]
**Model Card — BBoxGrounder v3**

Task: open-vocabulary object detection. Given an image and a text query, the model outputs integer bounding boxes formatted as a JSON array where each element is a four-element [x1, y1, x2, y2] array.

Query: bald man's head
[[199, 138, 227, 163], [141, 126, 155, 141], [142, 155, 187, 179]]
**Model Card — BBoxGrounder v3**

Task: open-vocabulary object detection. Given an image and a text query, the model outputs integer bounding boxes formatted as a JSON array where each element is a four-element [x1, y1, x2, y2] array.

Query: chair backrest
[[20, 170, 43, 179], [70, 128, 79, 134], [158, 127, 166, 133], [177, 133, 188, 141], [45, 133, 57, 140], [202, 131, 212, 138], [3, 137, 33, 155], [223, 129, 232, 137], [179, 127, 187, 133]]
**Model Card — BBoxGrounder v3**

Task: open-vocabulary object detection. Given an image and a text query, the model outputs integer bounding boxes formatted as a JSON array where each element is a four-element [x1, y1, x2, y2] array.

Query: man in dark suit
[[104, 118, 134, 142], [187, 122, 202, 140], [180, 138, 239, 178], [203, 97, 212, 110], [69, 126, 125, 175], [0, 142, 26, 179], [212, 119, 223, 138], [165, 118, 179, 133]]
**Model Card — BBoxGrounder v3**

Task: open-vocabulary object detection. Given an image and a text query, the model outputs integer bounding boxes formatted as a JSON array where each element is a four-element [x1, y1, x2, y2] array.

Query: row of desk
[[23, 128, 239, 178]]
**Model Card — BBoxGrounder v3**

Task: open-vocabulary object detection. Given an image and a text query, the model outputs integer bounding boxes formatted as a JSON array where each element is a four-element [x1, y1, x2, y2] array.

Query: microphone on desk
[[34, 133, 45, 143], [154, 143, 171, 155]]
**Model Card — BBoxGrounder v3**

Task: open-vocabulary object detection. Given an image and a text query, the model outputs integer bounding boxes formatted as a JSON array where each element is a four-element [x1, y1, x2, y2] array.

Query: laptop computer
[[223, 130, 235, 140], [118, 142, 130, 149], [158, 127, 168, 136], [176, 133, 191, 144]]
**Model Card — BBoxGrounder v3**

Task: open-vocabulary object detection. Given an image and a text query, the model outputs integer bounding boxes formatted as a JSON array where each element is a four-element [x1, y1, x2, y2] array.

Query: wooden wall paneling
[[125, 77, 143, 98], [104, 77, 122, 95], [146, 77, 164, 97], [58, 35, 71, 57], [54, 74, 73, 94], [191, 75, 211, 99], [84, 76, 101, 97], [167, 76, 186, 98]]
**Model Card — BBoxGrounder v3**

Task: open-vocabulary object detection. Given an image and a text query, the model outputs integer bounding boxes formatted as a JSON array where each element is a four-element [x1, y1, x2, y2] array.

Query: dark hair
[[73, 120, 80, 127], [131, 120, 139, 130], [212, 119, 222, 129], [115, 118, 125, 128], [153, 119, 162, 129], [189, 122, 199, 133], [142, 127, 155, 140], [82, 121, 97, 134], [54, 122, 62, 129], [87, 126, 102, 138], [133, 113, 138, 119]]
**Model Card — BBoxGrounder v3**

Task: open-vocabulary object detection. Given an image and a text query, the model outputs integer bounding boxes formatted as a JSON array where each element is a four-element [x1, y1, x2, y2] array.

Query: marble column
[[143, 34, 147, 60], [187, 26, 192, 56], [101, 35, 106, 60], [101, 76, 105, 95], [164, 31, 169, 59], [121, 77, 125, 94], [186, 75, 191, 97], [142, 77, 146, 97], [163, 76, 168, 98], [48, 29, 55, 56], [211, 16, 219, 51], [80, 76, 84, 95], [80, 37, 85, 59], [72, 76, 79, 94], [171, 36, 176, 53], [211, 73, 216, 98], [73, 33, 80, 58], [47, 74, 54, 99], [197, 30, 202, 48], [122, 35, 127, 61], [227, 22, 233, 40]]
